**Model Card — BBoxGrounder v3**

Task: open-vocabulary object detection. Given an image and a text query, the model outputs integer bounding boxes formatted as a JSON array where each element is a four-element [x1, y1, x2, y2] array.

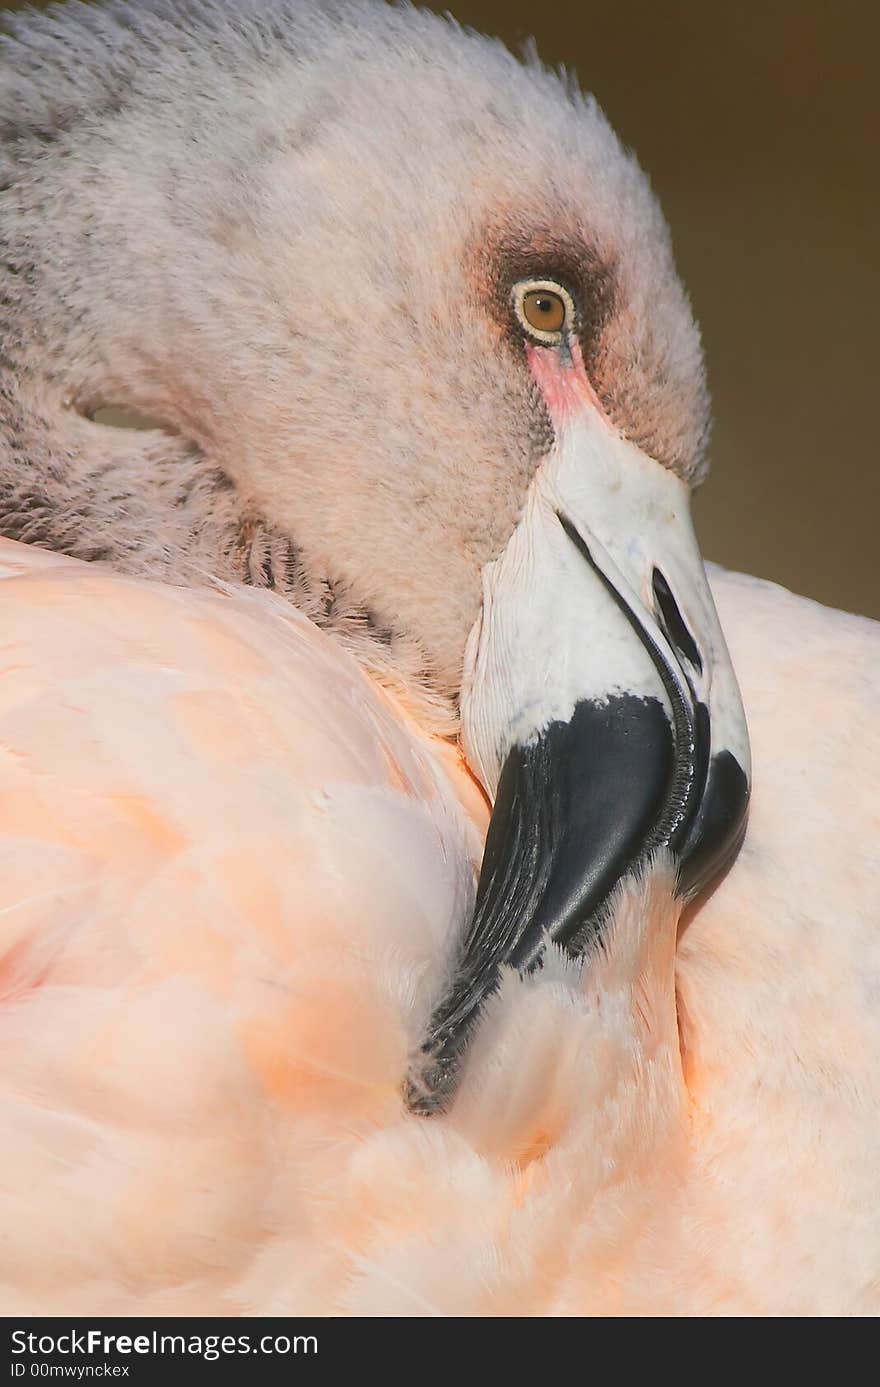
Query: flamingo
[[0, 0, 877, 1316]]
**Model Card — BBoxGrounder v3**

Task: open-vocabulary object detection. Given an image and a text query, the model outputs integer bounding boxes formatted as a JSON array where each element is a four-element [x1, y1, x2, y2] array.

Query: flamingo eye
[[513, 280, 575, 345]]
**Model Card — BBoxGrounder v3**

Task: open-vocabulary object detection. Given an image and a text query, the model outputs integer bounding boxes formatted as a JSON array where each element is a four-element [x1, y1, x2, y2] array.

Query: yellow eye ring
[[512, 279, 575, 344]]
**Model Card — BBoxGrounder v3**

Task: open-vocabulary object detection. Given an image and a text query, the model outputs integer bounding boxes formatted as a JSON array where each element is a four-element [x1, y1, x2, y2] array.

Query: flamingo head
[[0, 0, 750, 1103]]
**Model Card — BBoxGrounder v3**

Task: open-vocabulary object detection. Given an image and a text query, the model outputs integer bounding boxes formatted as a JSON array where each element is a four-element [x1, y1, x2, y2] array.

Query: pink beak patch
[[525, 335, 607, 424]]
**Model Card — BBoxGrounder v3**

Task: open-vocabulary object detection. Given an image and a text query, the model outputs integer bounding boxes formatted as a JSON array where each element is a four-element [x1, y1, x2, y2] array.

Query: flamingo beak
[[411, 366, 750, 1112]]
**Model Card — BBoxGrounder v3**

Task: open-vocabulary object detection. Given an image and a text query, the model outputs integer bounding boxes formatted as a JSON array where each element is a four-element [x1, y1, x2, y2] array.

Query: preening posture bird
[[0, 0, 878, 1315]]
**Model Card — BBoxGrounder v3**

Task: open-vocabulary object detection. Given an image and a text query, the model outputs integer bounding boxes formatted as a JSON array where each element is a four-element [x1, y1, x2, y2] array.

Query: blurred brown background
[[3, 0, 878, 616]]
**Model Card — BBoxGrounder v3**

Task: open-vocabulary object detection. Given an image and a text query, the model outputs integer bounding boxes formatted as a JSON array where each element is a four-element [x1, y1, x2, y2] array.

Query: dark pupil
[[535, 297, 554, 314]]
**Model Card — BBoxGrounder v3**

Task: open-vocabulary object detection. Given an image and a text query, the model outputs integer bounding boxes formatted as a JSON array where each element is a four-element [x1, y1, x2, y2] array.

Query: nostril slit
[[652, 568, 702, 673], [88, 405, 173, 433]]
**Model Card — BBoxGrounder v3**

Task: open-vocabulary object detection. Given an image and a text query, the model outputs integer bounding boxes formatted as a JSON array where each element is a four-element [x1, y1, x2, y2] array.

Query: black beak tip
[[403, 1059, 455, 1117]]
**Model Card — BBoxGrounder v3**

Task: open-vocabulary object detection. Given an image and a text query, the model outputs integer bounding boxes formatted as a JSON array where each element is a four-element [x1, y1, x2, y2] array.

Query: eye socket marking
[[512, 279, 576, 346]]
